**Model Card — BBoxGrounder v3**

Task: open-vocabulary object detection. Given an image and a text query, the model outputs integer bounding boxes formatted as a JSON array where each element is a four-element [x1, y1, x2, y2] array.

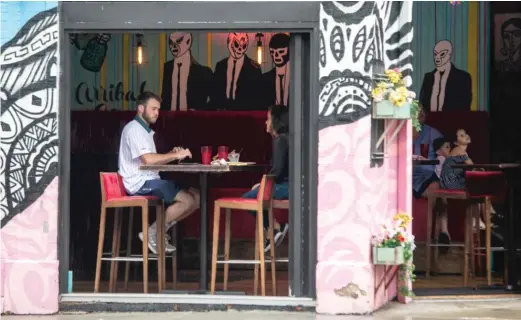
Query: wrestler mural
[[161, 32, 213, 111], [210, 32, 263, 110], [262, 33, 291, 107], [419, 40, 473, 112]]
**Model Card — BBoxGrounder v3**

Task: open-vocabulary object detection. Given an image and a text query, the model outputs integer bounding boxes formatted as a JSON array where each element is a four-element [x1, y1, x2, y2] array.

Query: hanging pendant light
[[255, 33, 264, 64], [136, 34, 144, 65], [132, 33, 147, 66]]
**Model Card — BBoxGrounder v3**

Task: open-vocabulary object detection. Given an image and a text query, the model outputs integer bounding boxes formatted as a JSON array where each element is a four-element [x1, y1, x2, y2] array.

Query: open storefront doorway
[[58, 2, 318, 306]]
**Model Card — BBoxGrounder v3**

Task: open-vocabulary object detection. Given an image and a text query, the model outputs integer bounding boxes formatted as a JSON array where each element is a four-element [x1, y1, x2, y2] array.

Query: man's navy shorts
[[134, 179, 185, 205]]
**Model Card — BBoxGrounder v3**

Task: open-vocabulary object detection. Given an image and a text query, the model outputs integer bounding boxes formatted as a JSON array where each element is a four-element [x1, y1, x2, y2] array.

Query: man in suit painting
[[161, 32, 213, 111], [263, 33, 290, 107], [210, 32, 263, 111], [419, 40, 472, 112]]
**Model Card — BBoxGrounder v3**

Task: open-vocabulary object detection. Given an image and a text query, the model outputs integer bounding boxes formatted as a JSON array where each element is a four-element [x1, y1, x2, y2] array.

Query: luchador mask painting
[[269, 33, 290, 67], [227, 32, 249, 59], [433, 40, 452, 68], [169, 32, 193, 58]]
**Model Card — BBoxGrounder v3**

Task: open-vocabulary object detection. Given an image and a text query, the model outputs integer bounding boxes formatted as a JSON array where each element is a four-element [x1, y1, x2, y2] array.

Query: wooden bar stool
[[122, 207, 178, 290], [426, 171, 507, 286], [95, 172, 167, 293], [210, 175, 277, 296]]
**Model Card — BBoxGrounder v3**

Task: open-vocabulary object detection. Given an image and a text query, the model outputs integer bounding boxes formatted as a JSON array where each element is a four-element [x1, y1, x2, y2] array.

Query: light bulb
[[257, 45, 262, 64], [137, 45, 143, 65]]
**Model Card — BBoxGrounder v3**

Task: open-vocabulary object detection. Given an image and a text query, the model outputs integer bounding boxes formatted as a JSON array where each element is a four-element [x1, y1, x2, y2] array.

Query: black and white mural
[[0, 7, 59, 226], [318, 1, 414, 126]]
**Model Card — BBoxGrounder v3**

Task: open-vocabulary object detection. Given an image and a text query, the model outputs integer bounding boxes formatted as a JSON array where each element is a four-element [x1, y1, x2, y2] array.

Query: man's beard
[[143, 114, 156, 125]]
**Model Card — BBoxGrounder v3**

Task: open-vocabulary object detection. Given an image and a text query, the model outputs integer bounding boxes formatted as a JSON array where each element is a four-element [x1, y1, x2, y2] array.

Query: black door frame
[[58, 1, 319, 298]]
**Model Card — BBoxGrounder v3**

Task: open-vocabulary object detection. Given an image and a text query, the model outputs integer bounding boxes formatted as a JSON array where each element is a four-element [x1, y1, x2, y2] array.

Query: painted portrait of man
[[419, 40, 473, 112], [160, 32, 213, 111], [210, 32, 263, 110]]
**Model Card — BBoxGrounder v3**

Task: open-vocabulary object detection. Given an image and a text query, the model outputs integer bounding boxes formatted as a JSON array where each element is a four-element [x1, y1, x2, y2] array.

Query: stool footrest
[[217, 259, 261, 264]]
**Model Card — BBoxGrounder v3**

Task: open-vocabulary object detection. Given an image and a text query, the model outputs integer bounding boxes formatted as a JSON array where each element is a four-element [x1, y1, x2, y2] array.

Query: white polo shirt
[[118, 117, 161, 194]]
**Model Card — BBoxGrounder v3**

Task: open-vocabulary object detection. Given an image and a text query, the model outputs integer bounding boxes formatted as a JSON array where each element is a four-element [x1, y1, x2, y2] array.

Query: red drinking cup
[[420, 144, 429, 159], [201, 146, 212, 165], [218, 146, 229, 160]]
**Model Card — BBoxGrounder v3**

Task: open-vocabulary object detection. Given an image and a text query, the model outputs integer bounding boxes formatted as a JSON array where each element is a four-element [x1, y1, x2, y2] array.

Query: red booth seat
[[412, 111, 490, 242], [71, 110, 287, 239]]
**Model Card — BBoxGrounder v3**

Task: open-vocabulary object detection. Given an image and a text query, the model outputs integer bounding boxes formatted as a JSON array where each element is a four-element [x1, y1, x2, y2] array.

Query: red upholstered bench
[[71, 110, 285, 240]]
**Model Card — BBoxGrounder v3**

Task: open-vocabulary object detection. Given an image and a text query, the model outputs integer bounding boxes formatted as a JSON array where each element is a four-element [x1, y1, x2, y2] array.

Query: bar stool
[[210, 174, 277, 296], [426, 171, 507, 286], [95, 172, 167, 293], [465, 171, 508, 285], [122, 207, 178, 290]]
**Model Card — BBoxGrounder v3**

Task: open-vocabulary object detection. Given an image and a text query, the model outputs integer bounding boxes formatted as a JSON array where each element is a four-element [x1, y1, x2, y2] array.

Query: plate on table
[[228, 162, 256, 166]]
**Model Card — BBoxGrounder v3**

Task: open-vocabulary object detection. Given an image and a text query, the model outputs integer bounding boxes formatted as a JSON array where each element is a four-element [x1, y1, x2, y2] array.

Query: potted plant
[[371, 69, 421, 131], [372, 212, 416, 297]]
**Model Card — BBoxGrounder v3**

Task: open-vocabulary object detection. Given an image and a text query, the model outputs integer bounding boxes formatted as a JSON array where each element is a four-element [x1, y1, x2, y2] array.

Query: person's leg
[[270, 182, 289, 248], [135, 179, 192, 253], [243, 184, 260, 221], [170, 187, 200, 223]]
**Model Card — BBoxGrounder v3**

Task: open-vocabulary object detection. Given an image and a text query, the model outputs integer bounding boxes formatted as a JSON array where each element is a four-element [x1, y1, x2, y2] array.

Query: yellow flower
[[377, 82, 388, 90], [389, 90, 407, 106], [385, 69, 402, 84], [371, 87, 385, 102], [393, 212, 412, 228], [396, 86, 409, 97]]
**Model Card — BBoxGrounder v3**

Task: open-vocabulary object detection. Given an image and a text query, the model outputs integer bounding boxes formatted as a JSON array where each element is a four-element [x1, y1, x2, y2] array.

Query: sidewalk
[[3, 299, 521, 319]]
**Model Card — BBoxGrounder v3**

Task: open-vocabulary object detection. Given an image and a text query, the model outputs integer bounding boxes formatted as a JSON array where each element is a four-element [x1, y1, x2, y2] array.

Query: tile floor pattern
[[3, 299, 521, 319]]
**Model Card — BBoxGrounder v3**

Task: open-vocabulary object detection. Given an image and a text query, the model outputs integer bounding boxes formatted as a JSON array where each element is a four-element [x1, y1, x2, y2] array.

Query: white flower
[[407, 91, 416, 99], [373, 93, 384, 102]]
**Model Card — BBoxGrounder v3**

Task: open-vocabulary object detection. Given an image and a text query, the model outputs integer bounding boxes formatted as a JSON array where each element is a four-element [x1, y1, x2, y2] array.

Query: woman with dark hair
[[243, 104, 289, 252]]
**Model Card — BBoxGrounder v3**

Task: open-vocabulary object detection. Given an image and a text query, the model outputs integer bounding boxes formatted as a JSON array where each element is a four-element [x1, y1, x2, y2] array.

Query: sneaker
[[264, 223, 289, 252], [139, 232, 176, 254]]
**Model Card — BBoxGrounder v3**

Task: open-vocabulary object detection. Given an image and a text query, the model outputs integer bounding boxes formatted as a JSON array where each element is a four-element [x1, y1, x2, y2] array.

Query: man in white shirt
[[118, 91, 200, 253]]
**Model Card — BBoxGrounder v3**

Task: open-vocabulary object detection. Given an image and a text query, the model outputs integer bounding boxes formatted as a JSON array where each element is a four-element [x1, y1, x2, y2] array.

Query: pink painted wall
[[316, 2, 413, 314], [1, 180, 60, 314], [0, 4, 60, 314]]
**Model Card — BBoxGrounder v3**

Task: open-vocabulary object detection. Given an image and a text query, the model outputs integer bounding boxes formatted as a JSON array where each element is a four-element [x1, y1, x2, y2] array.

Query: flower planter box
[[373, 246, 405, 265], [372, 100, 411, 120]]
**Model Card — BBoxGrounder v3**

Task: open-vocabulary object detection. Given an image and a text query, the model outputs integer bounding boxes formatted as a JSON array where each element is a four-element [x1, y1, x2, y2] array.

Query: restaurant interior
[[68, 0, 521, 298], [409, 1, 521, 296], [69, 31, 295, 295]]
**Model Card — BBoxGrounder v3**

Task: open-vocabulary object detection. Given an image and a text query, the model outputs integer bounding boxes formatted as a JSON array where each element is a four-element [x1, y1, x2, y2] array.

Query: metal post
[[289, 33, 303, 297]]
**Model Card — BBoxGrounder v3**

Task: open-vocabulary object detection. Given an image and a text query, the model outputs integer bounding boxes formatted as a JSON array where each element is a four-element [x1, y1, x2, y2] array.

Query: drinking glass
[[201, 146, 212, 165], [218, 146, 229, 160]]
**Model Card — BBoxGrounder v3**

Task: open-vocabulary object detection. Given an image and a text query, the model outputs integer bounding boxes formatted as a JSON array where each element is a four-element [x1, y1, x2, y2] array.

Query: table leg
[[199, 172, 209, 291], [505, 176, 520, 291]]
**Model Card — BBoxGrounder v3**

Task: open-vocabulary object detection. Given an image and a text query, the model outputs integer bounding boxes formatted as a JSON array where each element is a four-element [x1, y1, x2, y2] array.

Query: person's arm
[[269, 136, 289, 183], [127, 129, 191, 165], [140, 151, 186, 165], [464, 154, 473, 165]]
